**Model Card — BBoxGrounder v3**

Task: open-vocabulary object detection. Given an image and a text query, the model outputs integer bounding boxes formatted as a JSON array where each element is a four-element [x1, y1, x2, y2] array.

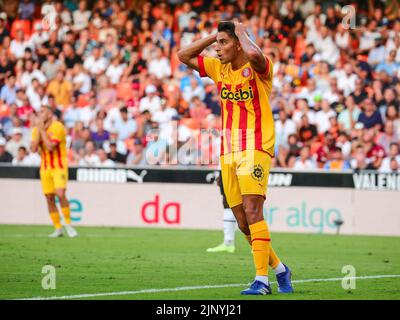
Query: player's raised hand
[[37, 113, 47, 130], [233, 21, 248, 37]]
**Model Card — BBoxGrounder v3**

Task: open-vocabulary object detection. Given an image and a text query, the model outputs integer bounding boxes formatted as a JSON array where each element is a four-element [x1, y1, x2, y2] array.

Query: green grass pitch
[[0, 225, 399, 300]]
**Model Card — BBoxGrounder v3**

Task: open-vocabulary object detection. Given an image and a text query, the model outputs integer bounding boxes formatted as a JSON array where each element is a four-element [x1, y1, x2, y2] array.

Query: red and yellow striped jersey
[[31, 121, 68, 170], [198, 55, 275, 156]]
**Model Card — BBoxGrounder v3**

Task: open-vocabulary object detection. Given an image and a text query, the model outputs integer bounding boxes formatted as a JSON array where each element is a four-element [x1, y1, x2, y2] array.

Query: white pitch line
[[16, 274, 400, 300], [0, 234, 144, 238]]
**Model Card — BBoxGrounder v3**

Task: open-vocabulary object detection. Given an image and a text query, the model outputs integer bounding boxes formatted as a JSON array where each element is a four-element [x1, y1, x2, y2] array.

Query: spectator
[[73, 0, 91, 32], [377, 88, 399, 119], [296, 79, 321, 108], [0, 75, 18, 105], [46, 70, 73, 109], [316, 26, 340, 66], [335, 63, 358, 97], [152, 99, 178, 128], [91, 118, 109, 149], [183, 77, 205, 103], [298, 114, 318, 145], [5, 127, 28, 158], [178, 2, 197, 31], [106, 57, 126, 85], [41, 51, 60, 81], [376, 120, 399, 153], [379, 142, 400, 173], [338, 95, 362, 132], [75, 28, 97, 58], [29, 23, 50, 52], [72, 63, 92, 95], [96, 76, 117, 111], [107, 141, 126, 164], [376, 49, 399, 77], [102, 129, 126, 155], [363, 128, 386, 169], [324, 146, 351, 170], [0, 14, 10, 45], [336, 131, 352, 160], [315, 99, 336, 134], [293, 145, 317, 170], [351, 145, 374, 170], [79, 140, 100, 166], [21, 59, 47, 90], [204, 85, 220, 116], [71, 124, 90, 153], [148, 46, 171, 79], [126, 138, 146, 166], [181, 16, 200, 47], [26, 81, 46, 112], [11, 145, 35, 165], [335, 23, 350, 50], [368, 37, 386, 67], [275, 108, 297, 148], [10, 29, 32, 59], [0, 136, 13, 163], [358, 99, 384, 130], [350, 79, 368, 105], [97, 148, 115, 167], [83, 45, 108, 76], [139, 85, 161, 114], [112, 107, 137, 141]]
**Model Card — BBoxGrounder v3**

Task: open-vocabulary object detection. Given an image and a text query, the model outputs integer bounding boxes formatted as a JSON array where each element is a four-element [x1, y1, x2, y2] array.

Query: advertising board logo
[[77, 168, 148, 183], [55, 198, 83, 222], [141, 194, 181, 225]]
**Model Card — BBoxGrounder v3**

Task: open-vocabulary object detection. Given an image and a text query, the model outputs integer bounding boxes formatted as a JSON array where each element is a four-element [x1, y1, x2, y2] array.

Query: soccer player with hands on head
[[178, 21, 293, 295], [31, 106, 78, 238]]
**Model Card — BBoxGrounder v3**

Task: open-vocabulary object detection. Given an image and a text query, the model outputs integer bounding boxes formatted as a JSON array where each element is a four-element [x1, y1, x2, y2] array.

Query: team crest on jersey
[[251, 164, 265, 182], [242, 67, 251, 78]]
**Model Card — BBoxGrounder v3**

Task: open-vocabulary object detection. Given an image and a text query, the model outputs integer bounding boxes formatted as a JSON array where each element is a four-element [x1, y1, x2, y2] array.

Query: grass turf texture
[[0, 225, 399, 300]]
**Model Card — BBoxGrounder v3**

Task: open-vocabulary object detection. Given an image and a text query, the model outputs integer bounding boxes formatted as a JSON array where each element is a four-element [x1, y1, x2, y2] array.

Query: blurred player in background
[[178, 21, 293, 295], [31, 106, 78, 238], [206, 174, 237, 253]]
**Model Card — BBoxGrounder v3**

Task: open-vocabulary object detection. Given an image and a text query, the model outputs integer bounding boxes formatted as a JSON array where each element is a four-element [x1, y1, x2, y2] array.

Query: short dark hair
[[120, 107, 128, 114], [217, 21, 238, 40]]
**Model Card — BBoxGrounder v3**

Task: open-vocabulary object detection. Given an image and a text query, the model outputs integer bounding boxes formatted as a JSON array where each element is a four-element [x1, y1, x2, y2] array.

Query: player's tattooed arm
[[234, 22, 267, 74], [177, 33, 217, 71]]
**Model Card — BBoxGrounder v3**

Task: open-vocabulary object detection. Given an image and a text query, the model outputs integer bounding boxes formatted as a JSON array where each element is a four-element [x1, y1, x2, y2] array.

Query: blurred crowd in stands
[[0, 0, 399, 172]]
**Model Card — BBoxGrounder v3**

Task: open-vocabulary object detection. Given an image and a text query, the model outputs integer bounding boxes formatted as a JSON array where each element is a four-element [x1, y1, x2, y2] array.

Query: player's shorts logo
[[242, 67, 251, 78], [251, 164, 265, 182]]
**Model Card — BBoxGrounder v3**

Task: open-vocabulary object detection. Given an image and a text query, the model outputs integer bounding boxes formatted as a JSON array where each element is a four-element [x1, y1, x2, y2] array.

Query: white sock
[[255, 275, 269, 285], [273, 262, 286, 275], [223, 209, 236, 246]]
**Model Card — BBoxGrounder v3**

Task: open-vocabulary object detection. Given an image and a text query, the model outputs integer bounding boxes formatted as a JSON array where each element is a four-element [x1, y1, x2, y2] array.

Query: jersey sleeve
[[49, 122, 66, 144], [197, 55, 221, 83]]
